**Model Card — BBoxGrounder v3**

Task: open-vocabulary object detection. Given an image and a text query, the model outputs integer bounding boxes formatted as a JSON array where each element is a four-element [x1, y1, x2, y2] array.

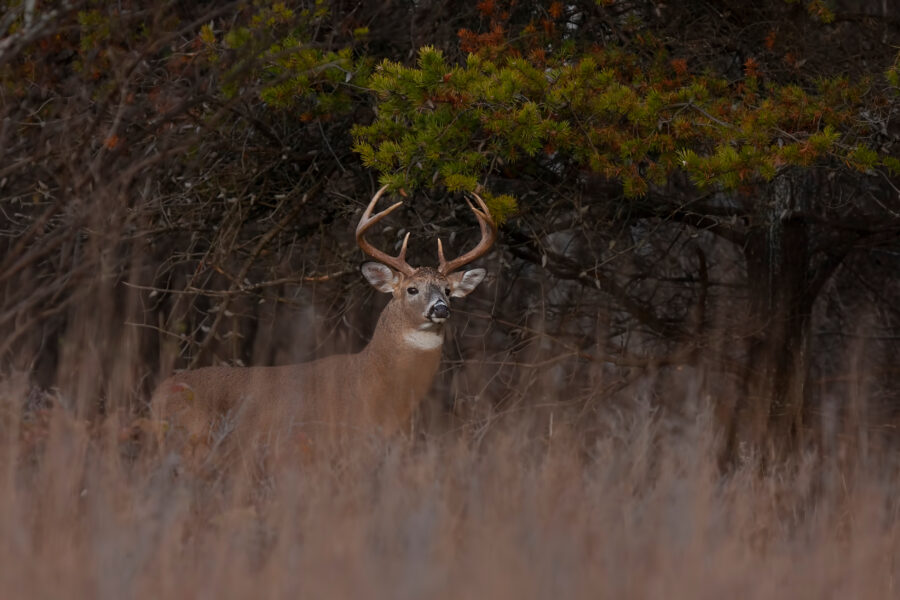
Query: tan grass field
[[1, 372, 897, 599]]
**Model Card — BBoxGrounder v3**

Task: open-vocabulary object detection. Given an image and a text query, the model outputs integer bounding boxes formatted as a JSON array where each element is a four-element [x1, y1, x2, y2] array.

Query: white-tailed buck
[[151, 185, 495, 466]]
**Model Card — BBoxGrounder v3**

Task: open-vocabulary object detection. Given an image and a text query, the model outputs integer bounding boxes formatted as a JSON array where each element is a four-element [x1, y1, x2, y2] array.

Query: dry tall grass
[[1, 368, 897, 599]]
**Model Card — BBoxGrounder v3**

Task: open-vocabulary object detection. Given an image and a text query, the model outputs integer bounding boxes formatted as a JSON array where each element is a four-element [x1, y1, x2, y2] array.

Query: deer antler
[[437, 191, 497, 274], [356, 184, 416, 275]]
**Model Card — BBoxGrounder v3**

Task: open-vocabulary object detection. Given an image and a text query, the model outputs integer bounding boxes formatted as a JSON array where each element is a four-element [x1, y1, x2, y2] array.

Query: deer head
[[356, 185, 496, 344]]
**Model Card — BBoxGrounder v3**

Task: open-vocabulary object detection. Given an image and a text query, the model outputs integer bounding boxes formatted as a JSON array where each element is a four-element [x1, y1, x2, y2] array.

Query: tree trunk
[[727, 173, 817, 461]]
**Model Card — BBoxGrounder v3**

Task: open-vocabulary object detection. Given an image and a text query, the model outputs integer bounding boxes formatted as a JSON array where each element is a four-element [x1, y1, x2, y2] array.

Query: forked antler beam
[[356, 184, 416, 275], [437, 192, 497, 275]]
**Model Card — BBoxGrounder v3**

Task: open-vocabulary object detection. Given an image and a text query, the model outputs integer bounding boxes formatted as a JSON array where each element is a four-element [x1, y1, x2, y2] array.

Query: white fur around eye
[[403, 329, 444, 350]]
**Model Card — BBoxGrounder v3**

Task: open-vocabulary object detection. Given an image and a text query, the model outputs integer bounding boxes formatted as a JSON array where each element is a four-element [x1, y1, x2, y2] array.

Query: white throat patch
[[403, 329, 444, 350]]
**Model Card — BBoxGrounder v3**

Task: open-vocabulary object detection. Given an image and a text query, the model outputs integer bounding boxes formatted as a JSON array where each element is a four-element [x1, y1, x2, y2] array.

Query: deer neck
[[364, 299, 444, 365], [357, 300, 444, 424]]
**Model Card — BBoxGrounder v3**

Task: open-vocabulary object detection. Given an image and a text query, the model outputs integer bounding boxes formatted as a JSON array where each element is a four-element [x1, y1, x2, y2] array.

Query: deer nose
[[429, 302, 450, 320]]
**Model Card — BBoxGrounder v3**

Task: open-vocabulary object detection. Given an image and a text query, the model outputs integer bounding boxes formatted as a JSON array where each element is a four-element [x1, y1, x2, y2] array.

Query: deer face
[[356, 185, 496, 348], [361, 264, 486, 328]]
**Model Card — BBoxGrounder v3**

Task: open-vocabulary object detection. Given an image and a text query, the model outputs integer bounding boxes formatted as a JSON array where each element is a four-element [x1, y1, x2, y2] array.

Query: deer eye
[[407, 287, 419, 295], [444, 287, 451, 296]]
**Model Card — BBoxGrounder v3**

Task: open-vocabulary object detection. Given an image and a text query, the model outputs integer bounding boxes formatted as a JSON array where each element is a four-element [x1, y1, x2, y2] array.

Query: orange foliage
[[670, 58, 688, 76], [477, 0, 495, 17], [529, 48, 547, 65], [548, 2, 564, 19], [458, 24, 506, 53], [430, 90, 471, 108], [743, 57, 760, 78]]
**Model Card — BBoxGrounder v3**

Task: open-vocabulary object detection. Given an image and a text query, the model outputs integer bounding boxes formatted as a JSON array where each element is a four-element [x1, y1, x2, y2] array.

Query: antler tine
[[437, 191, 497, 275], [356, 184, 416, 275]]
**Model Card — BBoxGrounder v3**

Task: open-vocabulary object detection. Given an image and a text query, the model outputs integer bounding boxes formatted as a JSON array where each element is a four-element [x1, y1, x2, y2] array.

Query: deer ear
[[447, 268, 486, 298], [361, 262, 397, 293]]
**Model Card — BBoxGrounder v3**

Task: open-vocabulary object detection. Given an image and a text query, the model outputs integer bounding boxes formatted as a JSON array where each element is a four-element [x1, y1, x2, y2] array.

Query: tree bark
[[727, 173, 818, 461]]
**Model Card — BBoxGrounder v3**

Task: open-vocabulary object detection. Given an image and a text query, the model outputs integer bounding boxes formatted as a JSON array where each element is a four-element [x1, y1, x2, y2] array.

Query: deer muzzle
[[429, 301, 450, 321]]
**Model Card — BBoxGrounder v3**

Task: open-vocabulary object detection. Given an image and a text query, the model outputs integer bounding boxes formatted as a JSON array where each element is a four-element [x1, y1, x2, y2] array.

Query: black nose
[[430, 302, 450, 319]]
